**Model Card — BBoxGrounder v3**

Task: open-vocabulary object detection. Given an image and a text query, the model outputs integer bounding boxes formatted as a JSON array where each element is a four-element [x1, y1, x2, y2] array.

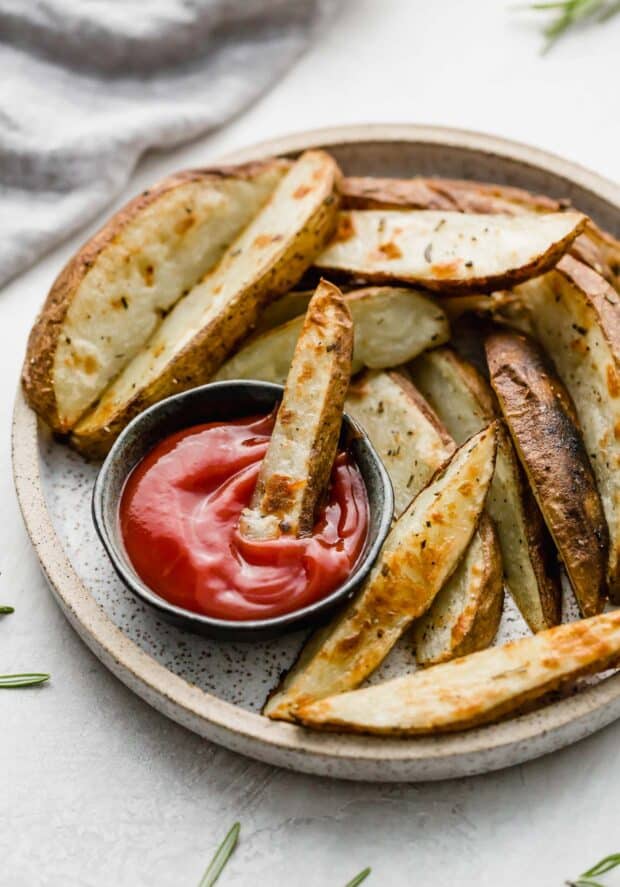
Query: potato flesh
[[410, 348, 560, 632], [316, 210, 586, 290], [240, 281, 352, 539], [297, 610, 620, 735], [54, 167, 285, 427], [74, 151, 337, 434], [264, 425, 496, 720], [216, 288, 449, 385], [345, 371, 502, 666]]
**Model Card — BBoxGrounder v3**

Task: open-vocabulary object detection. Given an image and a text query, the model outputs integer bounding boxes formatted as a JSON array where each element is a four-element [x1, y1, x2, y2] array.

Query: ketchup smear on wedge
[[119, 413, 369, 621]]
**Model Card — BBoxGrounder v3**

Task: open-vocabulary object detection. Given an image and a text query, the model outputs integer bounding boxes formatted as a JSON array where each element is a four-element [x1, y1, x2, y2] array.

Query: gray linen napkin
[[0, 0, 339, 287]]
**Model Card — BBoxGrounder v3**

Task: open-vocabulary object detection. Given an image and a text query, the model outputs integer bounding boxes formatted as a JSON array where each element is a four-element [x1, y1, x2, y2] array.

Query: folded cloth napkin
[[0, 0, 339, 287]]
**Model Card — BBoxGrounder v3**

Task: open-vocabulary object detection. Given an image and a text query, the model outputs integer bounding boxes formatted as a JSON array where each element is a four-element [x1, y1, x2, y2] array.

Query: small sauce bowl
[[92, 380, 394, 641]]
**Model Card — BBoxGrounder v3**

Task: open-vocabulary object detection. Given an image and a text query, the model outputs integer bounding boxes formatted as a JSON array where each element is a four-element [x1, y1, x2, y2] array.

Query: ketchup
[[119, 414, 369, 621]]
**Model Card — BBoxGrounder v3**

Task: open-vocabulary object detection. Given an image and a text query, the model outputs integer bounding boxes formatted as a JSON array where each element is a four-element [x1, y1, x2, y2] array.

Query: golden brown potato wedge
[[296, 609, 620, 735], [413, 516, 503, 666], [215, 287, 449, 385], [516, 257, 620, 601], [409, 347, 561, 632], [240, 281, 352, 540], [315, 210, 587, 293], [340, 174, 620, 293], [345, 370, 503, 665], [486, 329, 608, 617], [70, 150, 340, 457], [264, 425, 497, 721], [22, 160, 289, 432]]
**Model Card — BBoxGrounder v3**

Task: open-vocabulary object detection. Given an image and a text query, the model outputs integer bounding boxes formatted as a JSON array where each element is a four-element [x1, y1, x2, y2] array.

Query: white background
[[2, 2, 619, 885]]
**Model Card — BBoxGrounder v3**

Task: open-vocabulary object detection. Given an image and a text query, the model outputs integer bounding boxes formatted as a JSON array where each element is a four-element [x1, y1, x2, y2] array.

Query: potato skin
[[22, 160, 288, 433], [486, 329, 608, 617]]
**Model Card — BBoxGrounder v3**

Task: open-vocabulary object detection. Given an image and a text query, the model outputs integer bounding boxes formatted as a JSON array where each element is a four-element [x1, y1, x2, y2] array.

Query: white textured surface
[[2, 1, 620, 885]]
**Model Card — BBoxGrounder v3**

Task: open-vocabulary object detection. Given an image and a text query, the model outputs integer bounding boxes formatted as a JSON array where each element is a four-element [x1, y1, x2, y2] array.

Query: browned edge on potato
[[295, 609, 620, 735], [315, 209, 587, 294], [239, 279, 352, 540], [339, 174, 620, 293], [409, 346, 561, 632], [22, 159, 290, 433], [485, 329, 608, 617], [263, 424, 497, 721], [70, 149, 341, 458]]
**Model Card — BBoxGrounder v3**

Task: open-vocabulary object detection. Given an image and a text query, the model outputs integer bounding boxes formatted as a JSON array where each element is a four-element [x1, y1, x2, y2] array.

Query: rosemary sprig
[[523, 0, 620, 51], [198, 822, 240, 887], [567, 852, 620, 886], [0, 673, 50, 688], [345, 867, 371, 886], [0, 605, 14, 614]]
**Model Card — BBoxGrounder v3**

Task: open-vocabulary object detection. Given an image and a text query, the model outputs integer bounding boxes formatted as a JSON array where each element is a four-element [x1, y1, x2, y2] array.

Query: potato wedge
[[486, 329, 608, 617], [215, 287, 449, 385], [345, 370, 453, 515], [410, 347, 561, 632], [253, 290, 314, 335], [239, 281, 352, 539], [344, 370, 503, 665], [296, 609, 620, 735], [413, 517, 503, 666], [315, 210, 587, 293], [516, 257, 620, 601], [22, 160, 289, 432], [264, 425, 497, 720], [340, 174, 620, 293], [70, 150, 340, 457]]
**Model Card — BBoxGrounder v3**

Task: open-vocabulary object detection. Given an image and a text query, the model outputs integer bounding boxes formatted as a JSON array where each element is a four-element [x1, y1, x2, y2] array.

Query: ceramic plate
[[13, 125, 620, 782]]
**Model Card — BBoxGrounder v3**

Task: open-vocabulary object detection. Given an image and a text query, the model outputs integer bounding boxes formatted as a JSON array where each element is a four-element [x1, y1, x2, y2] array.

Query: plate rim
[[13, 123, 620, 782]]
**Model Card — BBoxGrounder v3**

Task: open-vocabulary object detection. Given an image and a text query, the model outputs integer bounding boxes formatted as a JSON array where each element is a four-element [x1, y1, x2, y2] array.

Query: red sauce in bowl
[[119, 413, 369, 621]]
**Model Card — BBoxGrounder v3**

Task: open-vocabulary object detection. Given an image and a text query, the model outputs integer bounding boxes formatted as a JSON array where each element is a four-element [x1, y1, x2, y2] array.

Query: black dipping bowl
[[92, 381, 394, 641]]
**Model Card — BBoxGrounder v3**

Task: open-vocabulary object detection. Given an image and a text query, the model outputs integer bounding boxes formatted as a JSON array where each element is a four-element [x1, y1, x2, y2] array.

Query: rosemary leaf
[[0, 606, 14, 614], [345, 867, 371, 887], [522, 0, 620, 50], [198, 822, 240, 887], [581, 853, 620, 877], [566, 853, 620, 887], [0, 673, 50, 688]]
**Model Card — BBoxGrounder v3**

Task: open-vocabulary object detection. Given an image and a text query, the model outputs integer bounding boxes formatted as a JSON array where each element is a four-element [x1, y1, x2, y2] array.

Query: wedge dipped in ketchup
[[119, 281, 368, 622]]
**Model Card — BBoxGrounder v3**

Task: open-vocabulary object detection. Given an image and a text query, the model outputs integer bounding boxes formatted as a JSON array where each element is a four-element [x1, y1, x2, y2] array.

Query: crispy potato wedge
[[263, 425, 497, 720], [413, 516, 503, 666], [410, 347, 561, 632], [70, 150, 340, 457], [486, 330, 608, 617], [516, 257, 620, 601], [239, 281, 352, 539], [22, 160, 289, 432], [296, 609, 620, 735], [340, 175, 620, 292], [215, 287, 449, 385], [345, 369, 503, 665], [315, 210, 587, 293]]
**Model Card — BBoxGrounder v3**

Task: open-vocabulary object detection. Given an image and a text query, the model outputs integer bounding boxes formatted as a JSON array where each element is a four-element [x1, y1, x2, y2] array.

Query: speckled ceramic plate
[[13, 125, 620, 782]]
